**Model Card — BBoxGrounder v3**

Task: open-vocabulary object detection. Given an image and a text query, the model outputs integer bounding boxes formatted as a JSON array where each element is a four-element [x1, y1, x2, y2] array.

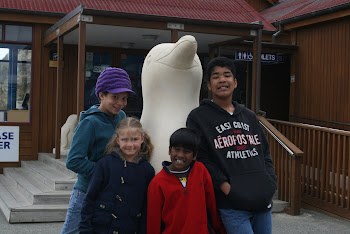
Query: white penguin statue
[[140, 35, 203, 174]]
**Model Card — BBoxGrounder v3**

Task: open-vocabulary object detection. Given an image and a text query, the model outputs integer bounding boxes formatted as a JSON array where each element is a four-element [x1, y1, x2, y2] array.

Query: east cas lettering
[[0, 141, 11, 149], [215, 122, 232, 133], [0, 132, 14, 140]]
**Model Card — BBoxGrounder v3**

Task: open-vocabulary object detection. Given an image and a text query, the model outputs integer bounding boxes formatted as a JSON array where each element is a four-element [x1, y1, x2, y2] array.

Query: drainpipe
[[272, 23, 283, 44]]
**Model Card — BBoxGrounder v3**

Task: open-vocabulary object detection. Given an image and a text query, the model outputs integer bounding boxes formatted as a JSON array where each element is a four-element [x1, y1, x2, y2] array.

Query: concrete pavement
[[272, 209, 350, 234], [0, 208, 349, 234]]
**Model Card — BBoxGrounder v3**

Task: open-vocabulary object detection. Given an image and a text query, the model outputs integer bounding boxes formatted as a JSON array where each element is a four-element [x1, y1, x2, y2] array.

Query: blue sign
[[235, 51, 278, 62]]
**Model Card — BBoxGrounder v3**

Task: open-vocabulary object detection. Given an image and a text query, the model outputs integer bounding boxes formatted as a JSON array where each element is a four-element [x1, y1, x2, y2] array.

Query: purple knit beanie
[[95, 67, 135, 98]]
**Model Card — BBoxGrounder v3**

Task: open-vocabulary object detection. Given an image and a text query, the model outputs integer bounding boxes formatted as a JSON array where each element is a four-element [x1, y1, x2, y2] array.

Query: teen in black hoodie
[[187, 57, 277, 234]]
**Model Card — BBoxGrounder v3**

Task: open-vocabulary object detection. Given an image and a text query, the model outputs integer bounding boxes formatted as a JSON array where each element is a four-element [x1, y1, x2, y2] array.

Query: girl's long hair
[[105, 117, 153, 161]]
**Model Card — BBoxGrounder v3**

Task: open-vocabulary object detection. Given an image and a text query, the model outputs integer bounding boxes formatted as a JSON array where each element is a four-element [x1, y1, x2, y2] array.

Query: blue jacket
[[66, 104, 126, 192], [79, 152, 155, 234]]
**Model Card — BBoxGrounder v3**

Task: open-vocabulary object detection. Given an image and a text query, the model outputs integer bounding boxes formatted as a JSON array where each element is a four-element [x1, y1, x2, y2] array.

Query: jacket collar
[[162, 160, 195, 174]]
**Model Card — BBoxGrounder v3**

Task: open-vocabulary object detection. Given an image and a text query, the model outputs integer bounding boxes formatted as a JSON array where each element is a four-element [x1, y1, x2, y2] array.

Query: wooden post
[[255, 27, 262, 113], [209, 46, 215, 60], [77, 21, 86, 117], [171, 29, 178, 43], [252, 27, 262, 113], [289, 31, 297, 121], [55, 36, 64, 159], [32, 24, 42, 159], [251, 34, 257, 112], [285, 155, 302, 215]]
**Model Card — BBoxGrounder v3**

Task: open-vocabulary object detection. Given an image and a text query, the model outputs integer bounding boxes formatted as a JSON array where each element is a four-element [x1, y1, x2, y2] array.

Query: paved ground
[[0, 209, 349, 234], [272, 209, 350, 234]]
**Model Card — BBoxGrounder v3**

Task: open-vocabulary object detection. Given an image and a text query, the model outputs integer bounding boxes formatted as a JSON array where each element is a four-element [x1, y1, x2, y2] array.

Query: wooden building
[[260, 0, 350, 131], [0, 0, 349, 221], [0, 0, 275, 170]]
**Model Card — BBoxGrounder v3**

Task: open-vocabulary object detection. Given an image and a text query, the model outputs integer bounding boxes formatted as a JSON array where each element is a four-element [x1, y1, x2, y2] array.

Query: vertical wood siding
[[291, 18, 350, 131], [38, 45, 78, 153], [0, 24, 44, 172]]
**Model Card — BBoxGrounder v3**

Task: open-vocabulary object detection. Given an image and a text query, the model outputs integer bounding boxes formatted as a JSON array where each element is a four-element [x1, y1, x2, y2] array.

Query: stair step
[[9, 204, 68, 223], [38, 153, 76, 178], [55, 179, 76, 191], [21, 160, 75, 191], [0, 175, 31, 207], [3, 168, 42, 204], [272, 199, 290, 213], [34, 191, 72, 205], [13, 167, 52, 192], [3, 168, 72, 205], [271, 191, 290, 213], [0, 175, 32, 222], [0, 153, 76, 223]]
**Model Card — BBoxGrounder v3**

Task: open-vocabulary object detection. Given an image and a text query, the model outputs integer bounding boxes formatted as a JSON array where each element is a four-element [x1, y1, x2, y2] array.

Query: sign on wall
[[235, 50, 279, 63], [0, 126, 19, 162]]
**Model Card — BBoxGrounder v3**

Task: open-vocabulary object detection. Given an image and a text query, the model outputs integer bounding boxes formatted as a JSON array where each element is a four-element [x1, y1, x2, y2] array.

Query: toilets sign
[[235, 51, 277, 62], [0, 126, 19, 162]]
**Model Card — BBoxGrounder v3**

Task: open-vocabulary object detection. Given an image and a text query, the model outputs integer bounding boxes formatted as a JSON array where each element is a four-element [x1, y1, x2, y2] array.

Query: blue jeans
[[219, 209, 272, 234], [61, 189, 86, 234]]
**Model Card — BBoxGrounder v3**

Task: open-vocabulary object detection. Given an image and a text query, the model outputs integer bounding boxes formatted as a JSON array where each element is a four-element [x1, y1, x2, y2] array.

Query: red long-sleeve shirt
[[147, 160, 224, 234]]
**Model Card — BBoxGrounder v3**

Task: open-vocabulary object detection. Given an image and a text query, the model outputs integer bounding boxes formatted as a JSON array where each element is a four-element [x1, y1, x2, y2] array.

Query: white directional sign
[[0, 126, 19, 162], [235, 51, 277, 62]]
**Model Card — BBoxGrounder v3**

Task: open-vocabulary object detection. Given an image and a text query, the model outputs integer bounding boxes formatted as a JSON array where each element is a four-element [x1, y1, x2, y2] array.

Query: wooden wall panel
[[38, 45, 78, 153], [291, 17, 350, 131], [0, 23, 46, 172]]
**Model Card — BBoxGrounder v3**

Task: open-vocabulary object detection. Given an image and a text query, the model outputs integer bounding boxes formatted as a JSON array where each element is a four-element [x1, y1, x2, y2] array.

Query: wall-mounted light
[[142, 35, 158, 41], [120, 42, 134, 49]]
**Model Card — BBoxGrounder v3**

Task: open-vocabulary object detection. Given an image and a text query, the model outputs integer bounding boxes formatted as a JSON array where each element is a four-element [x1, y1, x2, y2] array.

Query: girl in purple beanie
[[61, 68, 135, 234]]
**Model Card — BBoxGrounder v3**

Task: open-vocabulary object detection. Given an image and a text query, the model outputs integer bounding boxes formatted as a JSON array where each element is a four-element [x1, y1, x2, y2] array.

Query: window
[[84, 52, 112, 110], [5, 25, 32, 42], [121, 54, 145, 118], [0, 24, 32, 122]]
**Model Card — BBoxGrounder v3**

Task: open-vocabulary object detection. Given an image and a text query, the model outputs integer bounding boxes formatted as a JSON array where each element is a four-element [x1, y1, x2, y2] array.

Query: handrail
[[258, 116, 304, 156], [257, 115, 304, 215], [269, 118, 350, 136], [290, 115, 350, 127]]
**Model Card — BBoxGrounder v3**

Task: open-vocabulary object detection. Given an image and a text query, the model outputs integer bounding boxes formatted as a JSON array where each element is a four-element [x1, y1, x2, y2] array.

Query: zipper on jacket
[[170, 173, 188, 194]]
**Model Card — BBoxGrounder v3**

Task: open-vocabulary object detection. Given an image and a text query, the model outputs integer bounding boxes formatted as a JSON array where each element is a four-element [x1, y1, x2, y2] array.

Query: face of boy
[[99, 92, 128, 117], [116, 128, 144, 161], [168, 146, 196, 171], [207, 66, 237, 101]]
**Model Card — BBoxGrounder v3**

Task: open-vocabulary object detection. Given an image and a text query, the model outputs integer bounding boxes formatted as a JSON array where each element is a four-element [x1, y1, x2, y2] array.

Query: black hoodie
[[187, 100, 277, 212]]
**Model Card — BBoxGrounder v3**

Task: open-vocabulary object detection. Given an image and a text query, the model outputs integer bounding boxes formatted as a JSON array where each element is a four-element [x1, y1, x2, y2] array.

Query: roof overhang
[[274, 2, 350, 30], [0, 7, 63, 24], [43, 4, 265, 54]]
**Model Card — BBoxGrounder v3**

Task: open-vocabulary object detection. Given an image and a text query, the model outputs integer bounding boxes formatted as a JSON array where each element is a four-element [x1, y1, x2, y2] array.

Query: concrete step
[[3, 168, 43, 204], [0, 175, 31, 222], [272, 190, 290, 213], [21, 160, 75, 191], [0, 154, 74, 223], [9, 204, 68, 223], [38, 153, 76, 179], [3, 167, 72, 205], [33, 191, 72, 205], [272, 199, 290, 213]]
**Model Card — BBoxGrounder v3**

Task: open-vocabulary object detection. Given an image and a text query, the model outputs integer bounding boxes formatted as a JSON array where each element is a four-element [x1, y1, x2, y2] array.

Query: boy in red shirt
[[147, 128, 224, 234]]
